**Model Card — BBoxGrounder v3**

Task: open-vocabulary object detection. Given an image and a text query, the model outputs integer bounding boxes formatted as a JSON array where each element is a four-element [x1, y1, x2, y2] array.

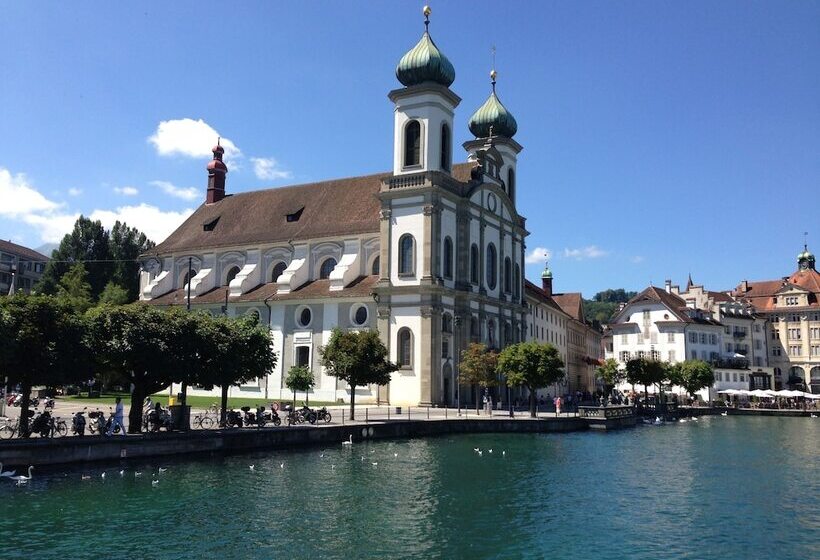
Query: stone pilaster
[[377, 305, 391, 404], [378, 208, 391, 284], [419, 305, 434, 405]]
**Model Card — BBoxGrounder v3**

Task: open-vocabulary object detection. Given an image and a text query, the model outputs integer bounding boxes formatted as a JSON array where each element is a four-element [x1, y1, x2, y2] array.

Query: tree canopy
[[668, 360, 714, 396], [582, 288, 637, 323], [320, 328, 397, 420], [497, 341, 565, 417], [285, 365, 314, 405], [626, 358, 669, 399], [596, 358, 624, 392], [37, 216, 154, 303], [459, 343, 499, 413]]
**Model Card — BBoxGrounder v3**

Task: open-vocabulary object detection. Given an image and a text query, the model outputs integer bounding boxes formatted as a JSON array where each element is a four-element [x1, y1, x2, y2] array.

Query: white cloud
[[525, 246, 552, 265], [68, 187, 83, 197], [22, 212, 81, 243], [150, 180, 199, 201], [563, 245, 609, 260], [148, 118, 240, 161], [114, 186, 139, 196], [251, 157, 292, 181], [630, 255, 645, 264], [0, 168, 62, 217], [90, 204, 194, 244]]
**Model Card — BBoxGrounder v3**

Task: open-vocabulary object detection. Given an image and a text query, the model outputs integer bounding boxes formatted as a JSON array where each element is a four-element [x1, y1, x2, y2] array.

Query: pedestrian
[[555, 396, 562, 415], [108, 396, 127, 436]]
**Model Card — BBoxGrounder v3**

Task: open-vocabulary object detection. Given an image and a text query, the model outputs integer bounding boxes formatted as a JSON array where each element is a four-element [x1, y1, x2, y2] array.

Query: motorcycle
[[240, 406, 266, 428], [144, 405, 172, 433], [43, 398, 55, 410], [263, 406, 282, 427], [88, 408, 107, 435], [299, 405, 318, 425], [30, 410, 54, 438], [316, 407, 332, 424], [72, 408, 87, 437], [224, 409, 243, 428]]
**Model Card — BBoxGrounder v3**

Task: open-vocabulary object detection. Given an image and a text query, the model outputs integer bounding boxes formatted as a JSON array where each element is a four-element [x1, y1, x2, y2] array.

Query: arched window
[[514, 264, 521, 300], [398, 328, 413, 367], [504, 257, 512, 293], [398, 234, 415, 275], [487, 319, 496, 348], [470, 316, 480, 341], [507, 168, 515, 201], [470, 244, 479, 284], [440, 123, 451, 171], [486, 244, 497, 290], [182, 269, 198, 289], [271, 261, 288, 283], [443, 236, 453, 279], [442, 312, 453, 334], [404, 120, 421, 167], [371, 256, 380, 276], [503, 322, 511, 346], [225, 265, 241, 286], [319, 258, 337, 280]]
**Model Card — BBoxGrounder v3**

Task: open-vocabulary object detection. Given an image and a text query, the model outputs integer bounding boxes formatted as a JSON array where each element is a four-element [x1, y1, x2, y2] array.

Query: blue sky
[[2, 1, 818, 297]]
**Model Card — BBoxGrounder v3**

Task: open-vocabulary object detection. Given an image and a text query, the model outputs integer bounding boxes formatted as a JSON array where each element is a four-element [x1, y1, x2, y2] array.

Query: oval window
[[298, 307, 312, 328]]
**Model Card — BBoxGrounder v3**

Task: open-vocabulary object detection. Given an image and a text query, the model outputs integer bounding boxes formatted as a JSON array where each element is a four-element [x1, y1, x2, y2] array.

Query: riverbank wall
[[0, 417, 588, 469]]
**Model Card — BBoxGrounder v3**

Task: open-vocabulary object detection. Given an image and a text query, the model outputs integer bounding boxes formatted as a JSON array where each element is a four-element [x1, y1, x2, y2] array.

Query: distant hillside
[[34, 243, 58, 258], [583, 289, 637, 324]]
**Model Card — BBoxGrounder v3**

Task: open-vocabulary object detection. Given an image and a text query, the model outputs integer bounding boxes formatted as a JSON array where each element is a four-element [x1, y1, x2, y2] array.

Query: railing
[[578, 405, 635, 419], [732, 331, 747, 338], [385, 173, 428, 190], [711, 358, 749, 369]]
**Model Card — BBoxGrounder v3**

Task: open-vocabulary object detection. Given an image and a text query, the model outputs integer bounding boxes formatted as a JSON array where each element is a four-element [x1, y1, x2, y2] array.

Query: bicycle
[[192, 411, 216, 429], [0, 418, 20, 439]]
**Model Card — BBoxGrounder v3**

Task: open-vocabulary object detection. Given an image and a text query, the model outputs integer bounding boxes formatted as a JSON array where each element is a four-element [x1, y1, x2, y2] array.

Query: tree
[[285, 366, 314, 407], [668, 360, 714, 397], [596, 358, 624, 396], [626, 358, 669, 401], [459, 343, 499, 414], [109, 221, 155, 302], [98, 282, 130, 306], [320, 328, 398, 420], [56, 263, 93, 312], [497, 342, 565, 418], [0, 295, 91, 437]]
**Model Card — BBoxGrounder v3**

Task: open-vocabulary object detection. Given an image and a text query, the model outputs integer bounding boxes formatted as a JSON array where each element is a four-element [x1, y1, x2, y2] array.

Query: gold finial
[[423, 5, 431, 30], [490, 69, 497, 81], [490, 46, 497, 92]]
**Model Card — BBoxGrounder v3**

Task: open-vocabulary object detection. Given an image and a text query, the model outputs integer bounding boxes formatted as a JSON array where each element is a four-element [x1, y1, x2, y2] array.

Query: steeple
[[797, 242, 815, 271], [468, 68, 518, 139], [541, 260, 553, 296], [206, 139, 228, 204], [395, 6, 455, 88], [686, 273, 694, 290]]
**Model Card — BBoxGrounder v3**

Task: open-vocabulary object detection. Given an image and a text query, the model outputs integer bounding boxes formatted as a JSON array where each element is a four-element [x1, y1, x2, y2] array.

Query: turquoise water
[[1, 416, 818, 559]]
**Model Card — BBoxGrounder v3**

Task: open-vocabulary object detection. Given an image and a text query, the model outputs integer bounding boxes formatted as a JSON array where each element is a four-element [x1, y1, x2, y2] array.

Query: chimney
[[206, 140, 228, 204], [664, 279, 671, 293], [740, 279, 748, 293]]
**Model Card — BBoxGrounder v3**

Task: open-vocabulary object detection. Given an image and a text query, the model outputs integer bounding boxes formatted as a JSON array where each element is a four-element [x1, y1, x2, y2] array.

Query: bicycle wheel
[[54, 421, 68, 438], [273, 416, 281, 426], [0, 425, 15, 439], [200, 416, 215, 429]]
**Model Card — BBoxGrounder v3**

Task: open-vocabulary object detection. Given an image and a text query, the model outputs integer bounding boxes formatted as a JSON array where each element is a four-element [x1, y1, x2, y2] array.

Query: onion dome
[[206, 140, 227, 174], [797, 244, 815, 269], [395, 6, 455, 88], [468, 70, 518, 139], [541, 263, 553, 279]]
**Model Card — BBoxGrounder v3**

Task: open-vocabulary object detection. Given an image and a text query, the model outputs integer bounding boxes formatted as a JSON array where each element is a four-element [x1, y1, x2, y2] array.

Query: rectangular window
[[715, 372, 722, 382], [812, 346, 820, 357], [700, 333, 707, 344], [295, 346, 310, 367], [442, 339, 449, 359], [689, 332, 697, 343], [667, 332, 675, 343], [691, 351, 697, 360], [733, 373, 738, 382], [755, 340, 761, 350], [726, 343, 732, 352], [650, 332, 658, 344], [668, 350, 676, 362], [740, 373, 745, 382], [620, 351, 630, 362], [621, 334, 628, 344]]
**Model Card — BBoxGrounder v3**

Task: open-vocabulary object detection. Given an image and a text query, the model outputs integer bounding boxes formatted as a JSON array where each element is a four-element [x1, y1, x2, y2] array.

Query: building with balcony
[[0, 240, 49, 295]]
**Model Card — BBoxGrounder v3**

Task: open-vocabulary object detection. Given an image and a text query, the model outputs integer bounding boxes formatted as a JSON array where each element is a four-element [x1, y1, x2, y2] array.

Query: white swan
[[151, 480, 159, 487], [342, 434, 353, 446], [0, 463, 16, 478], [720, 412, 728, 417], [10, 466, 33, 485]]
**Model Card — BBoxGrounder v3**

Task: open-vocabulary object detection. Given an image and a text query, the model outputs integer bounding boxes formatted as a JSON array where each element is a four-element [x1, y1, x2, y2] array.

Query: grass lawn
[[64, 392, 339, 409]]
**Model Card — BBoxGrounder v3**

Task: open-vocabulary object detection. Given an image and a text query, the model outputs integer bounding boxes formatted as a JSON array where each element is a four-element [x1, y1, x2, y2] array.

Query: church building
[[141, 9, 529, 406]]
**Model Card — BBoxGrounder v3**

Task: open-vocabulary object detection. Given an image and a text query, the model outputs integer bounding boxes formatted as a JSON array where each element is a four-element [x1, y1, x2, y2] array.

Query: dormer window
[[286, 207, 304, 223], [203, 217, 220, 231]]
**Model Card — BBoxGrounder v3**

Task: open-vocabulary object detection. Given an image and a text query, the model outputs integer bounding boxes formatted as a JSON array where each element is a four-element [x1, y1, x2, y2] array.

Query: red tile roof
[[733, 268, 820, 311], [551, 292, 585, 322], [0, 240, 50, 262], [524, 280, 569, 315]]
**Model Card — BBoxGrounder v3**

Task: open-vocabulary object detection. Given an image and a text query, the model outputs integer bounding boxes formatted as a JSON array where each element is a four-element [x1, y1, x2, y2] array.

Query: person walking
[[108, 397, 127, 436]]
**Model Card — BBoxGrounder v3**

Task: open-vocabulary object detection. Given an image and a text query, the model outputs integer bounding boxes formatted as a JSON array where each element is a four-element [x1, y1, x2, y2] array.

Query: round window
[[298, 307, 312, 328], [353, 305, 368, 326]]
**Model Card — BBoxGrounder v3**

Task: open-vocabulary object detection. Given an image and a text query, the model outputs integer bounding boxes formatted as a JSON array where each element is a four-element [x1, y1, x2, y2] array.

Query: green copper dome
[[541, 265, 552, 279], [396, 31, 455, 88], [468, 86, 518, 139], [798, 246, 815, 264]]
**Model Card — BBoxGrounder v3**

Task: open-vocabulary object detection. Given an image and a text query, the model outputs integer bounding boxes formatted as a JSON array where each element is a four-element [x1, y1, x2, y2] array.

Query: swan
[[101, 472, 106, 479], [249, 465, 255, 471], [158, 468, 167, 474], [372, 462, 378, 467], [81, 475, 91, 481], [502, 451, 506, 457], [119, 470, 125, 477], [342, 434, 353, 446], [488, 449, 493, 454], [477, 451, 483, 457], [473, 447, 480, 453], [393, 453, 398, 458], [10, 466, 33, 485], [151, 480, 159, 487], [811, 414, 818, 418], [720, 412, 728, 417], [0, 463, 16, 478], [279, 462, 284, 469]]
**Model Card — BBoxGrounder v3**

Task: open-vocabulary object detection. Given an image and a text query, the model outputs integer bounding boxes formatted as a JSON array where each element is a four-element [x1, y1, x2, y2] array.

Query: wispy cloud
[[90, 204, 194, 245], [114, 186, 139, 196], [563, 245, 608, 260], [68, 187, 83, 197], [148, 118, 240, 161], [251, 157, 292, 181], [525, 246, 552, 265], [630, 255, 645, 264], [150, 180, 199, 201]]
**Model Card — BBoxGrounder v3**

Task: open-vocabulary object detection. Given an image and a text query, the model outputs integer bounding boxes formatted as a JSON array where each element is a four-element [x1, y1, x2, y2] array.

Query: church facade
[[141, 12, 529, 406]]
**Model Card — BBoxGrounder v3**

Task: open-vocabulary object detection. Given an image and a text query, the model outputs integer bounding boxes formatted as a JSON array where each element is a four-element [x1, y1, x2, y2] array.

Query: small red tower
[[206, 139, 228, 204]]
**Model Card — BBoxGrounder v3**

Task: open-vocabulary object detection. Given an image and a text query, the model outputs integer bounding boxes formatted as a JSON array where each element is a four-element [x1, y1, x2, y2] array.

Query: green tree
[[668, 360, 714, 397], [56, 263, 93, 312], [98, 282, 130, 306], [109, 221, 155, 302], [0, 294, 91, 437], [596, 358, 624, 395], [626, 358, 669, 401], [319, 328, 398, 420], [497, 342, 565, 418], [459, 343, 499, 414], [285, 365, 314, 407]]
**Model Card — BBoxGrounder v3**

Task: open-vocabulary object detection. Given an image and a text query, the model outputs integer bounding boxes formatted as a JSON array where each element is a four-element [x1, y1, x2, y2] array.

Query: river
[[1, 415, 818, 559]]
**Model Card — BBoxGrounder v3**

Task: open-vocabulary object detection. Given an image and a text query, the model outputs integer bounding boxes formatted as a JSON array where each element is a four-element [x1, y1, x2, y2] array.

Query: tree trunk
[[181, 382, 187, 406], [529, 386, 537, 418], [349, 384, 356, 420], [128, 384, 144, 434], [19, 382, 31, 438], [476, 385, 481, 415], [220, 385, 229, 426]]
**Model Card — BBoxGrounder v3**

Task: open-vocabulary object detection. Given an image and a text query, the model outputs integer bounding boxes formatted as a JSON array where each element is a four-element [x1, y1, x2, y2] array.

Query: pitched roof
[[0, 240, 50, 262], [613, 286, 722, 326], [145, 163, 475, 255], [733, 269, 820, 311], [524, 280, 569, 315], [146, 275, 380, 306], [551, 292, 584, 322]]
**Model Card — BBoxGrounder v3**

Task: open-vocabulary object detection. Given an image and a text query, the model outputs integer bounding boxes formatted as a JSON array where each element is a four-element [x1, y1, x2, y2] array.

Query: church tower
[[389, 6, 460, 176]]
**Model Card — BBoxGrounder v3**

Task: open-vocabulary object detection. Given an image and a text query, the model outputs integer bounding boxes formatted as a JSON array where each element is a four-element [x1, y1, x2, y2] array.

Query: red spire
[[206, 138, 228, 203]]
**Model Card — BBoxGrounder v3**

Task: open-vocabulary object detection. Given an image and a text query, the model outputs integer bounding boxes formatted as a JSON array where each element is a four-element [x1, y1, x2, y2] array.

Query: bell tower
[[389, 6, 460, 176]]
